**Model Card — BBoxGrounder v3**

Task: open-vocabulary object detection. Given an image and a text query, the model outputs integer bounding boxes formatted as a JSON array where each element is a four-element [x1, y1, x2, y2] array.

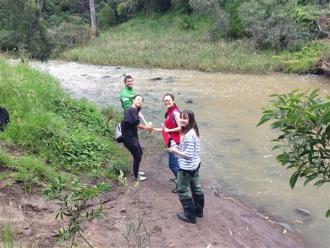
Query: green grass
[[62, 13, 282, 73], [0, 58, 130, 189], [0, 219, 15, 248], [274, 40, 330, 74]]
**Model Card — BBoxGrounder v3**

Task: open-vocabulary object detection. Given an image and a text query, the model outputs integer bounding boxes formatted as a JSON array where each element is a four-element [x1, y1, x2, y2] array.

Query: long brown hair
[[180, 110, 199, 137]]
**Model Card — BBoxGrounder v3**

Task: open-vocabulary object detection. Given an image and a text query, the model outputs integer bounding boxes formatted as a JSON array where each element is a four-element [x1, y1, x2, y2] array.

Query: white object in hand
[[170, 140, 176, 147]]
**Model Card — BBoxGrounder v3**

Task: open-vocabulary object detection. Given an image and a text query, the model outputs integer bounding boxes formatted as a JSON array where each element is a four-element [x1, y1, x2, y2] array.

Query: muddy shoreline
[[0, 146, 306, 247]]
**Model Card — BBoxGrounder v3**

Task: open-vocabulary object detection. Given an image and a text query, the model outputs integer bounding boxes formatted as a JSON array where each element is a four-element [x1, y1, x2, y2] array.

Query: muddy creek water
[[31, 61, 330, 248]]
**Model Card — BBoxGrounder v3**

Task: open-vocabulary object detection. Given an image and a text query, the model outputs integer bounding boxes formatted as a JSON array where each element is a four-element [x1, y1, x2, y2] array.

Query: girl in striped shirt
[[168, 110, 204, 224]]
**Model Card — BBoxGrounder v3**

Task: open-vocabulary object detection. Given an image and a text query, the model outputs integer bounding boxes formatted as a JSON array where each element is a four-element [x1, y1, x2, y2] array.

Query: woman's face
[[180, 113, 189, 127], [163, 95, 174, 108], [133, 96, 143, 108]]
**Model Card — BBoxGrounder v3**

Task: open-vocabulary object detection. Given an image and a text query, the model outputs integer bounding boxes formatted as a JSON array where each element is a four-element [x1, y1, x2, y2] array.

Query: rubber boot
[[192, 193, 204, 218], [177, 198, 196, 224]]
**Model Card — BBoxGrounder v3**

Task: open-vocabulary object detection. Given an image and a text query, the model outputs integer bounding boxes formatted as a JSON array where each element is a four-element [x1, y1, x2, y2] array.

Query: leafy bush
[[0, 0, 52, 60], [48, 19, 90, 56], [207, 0, 230, 42], [273, 41, 328, 73], [189, 0, 212, 14], [98, 4, 118, 28], [258, 89, 330, 217], [116, 2, 132, 22], [0, 30, 21, 51], [176, 15, 196, 30], [239, 0, 312, 51], [27, 20, 53, 61], [44, 176, 110, 247], [294, 4, 328, 35], [208, 10, 229, 42]]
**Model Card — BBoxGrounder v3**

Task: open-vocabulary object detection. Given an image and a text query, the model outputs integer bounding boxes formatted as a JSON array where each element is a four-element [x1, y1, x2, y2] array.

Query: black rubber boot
[[177, 198, 196, 224], [192, 193, 204, 218]]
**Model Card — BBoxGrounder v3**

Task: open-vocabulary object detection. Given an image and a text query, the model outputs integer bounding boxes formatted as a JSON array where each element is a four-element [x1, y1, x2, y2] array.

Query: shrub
[[0, 0, 52, 60], [0, 30, 21, 51], [117, 2, 131, 22], [208, 11, 229, 42], [176, 15, 195, 30], [294, 4, 328, 35], [274, 41, 328, 73], [27, 20, 53, 61], [221, 0, 244, 39], [258, 89, 330, 217], [189, 0, 212, 14], [48, 20, 90, 56], [239, 0, 312, 51], [98, 4, 118, 28]]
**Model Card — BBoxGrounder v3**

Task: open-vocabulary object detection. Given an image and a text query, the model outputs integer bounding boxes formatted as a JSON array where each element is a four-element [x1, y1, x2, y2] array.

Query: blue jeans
[[168, 152, 179, 178]]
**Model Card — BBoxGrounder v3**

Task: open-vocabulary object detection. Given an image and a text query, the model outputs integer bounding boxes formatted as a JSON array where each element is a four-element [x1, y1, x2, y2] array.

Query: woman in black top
[[122, 95, 151, 181]]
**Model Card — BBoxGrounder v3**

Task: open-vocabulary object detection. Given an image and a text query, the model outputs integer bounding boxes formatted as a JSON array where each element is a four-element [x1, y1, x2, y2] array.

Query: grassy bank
[[62, 13, 329, 74], [0, 58, 129, 190]]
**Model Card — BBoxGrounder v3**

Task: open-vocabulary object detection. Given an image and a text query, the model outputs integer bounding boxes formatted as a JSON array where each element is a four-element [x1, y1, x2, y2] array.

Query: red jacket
[[164, 105, 180, 145]]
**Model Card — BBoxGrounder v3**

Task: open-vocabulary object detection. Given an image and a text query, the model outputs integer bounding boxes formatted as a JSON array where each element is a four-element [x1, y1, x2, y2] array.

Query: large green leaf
[[289, 170, 300, 189], [326, 209, 330, 218], [256, 113, 273, 126]]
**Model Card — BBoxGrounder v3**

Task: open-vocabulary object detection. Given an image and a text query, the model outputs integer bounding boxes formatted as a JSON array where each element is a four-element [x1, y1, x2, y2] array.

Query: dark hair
[[124, 75, 133, 83], [163, 93, 177, 118], [133, 94, 144, 101], [163, 93, 175, 102], [132, 94, 144, 112], [180, 110, 199, 137]]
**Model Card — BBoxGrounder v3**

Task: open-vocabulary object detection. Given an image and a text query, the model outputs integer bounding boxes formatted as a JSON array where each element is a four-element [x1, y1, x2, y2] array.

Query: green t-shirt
[[120, 86, 136, 111]]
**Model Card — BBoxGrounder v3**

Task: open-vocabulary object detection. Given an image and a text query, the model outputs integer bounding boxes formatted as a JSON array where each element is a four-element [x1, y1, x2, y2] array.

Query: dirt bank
[[0, 147, 305, 248]]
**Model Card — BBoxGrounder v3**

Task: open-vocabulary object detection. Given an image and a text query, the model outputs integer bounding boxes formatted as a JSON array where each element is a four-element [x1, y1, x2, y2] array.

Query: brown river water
[[31, 61, 330, 248]]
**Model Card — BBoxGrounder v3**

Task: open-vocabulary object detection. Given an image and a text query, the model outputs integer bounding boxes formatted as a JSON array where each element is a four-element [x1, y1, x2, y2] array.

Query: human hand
[[167, 146, 178, 154], [138, 112, 144, 119]]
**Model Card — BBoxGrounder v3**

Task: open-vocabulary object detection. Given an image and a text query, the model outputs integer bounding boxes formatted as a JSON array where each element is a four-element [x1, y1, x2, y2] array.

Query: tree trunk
[[144, 0, 151, 17], [89, 0, 97, 39]]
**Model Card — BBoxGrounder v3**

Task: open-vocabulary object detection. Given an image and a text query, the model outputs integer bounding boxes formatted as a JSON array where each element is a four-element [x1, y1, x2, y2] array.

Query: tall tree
[[89, 0, 97, 39]]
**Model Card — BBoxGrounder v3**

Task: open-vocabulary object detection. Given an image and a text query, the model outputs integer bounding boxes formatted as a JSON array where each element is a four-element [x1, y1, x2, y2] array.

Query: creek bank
[[0, 145, 306, 248]]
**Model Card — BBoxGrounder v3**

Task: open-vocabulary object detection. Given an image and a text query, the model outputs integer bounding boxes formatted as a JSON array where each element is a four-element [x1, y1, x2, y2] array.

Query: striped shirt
[[178, 129, 201, 171]]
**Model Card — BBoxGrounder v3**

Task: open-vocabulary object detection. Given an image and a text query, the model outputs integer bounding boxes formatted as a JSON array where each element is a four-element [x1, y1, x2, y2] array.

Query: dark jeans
[[168, 151, 179, 178], [123, 136, 143, 178]]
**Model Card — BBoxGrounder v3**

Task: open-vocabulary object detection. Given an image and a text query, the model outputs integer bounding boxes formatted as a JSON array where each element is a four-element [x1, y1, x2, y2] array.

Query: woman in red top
[[154, 93, 181, 191]]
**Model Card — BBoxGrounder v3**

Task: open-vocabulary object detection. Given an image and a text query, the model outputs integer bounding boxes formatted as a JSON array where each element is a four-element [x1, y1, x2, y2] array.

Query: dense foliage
[[0, 0, 329, 72], [258, 90, 330, 216]]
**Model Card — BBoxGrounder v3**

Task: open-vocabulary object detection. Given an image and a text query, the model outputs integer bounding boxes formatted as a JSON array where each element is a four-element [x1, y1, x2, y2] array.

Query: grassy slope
[[0, 58, 129, 190], [62, 12, 329, 74], [62, 13, 280, 73]]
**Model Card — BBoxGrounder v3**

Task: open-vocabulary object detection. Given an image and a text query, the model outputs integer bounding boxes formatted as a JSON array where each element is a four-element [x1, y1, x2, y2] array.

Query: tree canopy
[[0, 0, 329, 60]]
